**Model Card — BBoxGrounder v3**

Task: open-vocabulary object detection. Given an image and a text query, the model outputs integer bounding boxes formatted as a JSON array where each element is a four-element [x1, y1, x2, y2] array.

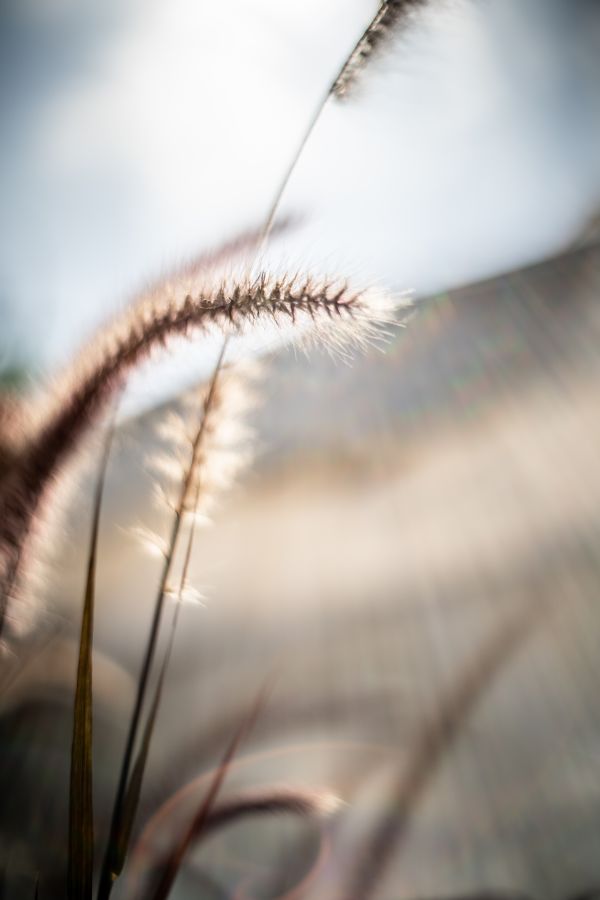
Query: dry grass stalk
[[96, 351, 256, 897]]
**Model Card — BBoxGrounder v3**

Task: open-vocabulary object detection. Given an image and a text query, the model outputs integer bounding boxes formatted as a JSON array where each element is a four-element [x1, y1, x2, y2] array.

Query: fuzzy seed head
[[333, 0, 429, 99], [0, 266, 401, 636]]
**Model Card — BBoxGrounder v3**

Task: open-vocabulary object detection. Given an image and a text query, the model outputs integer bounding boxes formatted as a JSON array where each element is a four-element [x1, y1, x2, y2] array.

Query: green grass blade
[[68, 426, 114, 900]]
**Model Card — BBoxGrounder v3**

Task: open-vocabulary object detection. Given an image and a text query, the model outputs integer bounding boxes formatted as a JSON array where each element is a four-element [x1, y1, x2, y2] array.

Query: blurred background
[[2, 0, 600, 897]]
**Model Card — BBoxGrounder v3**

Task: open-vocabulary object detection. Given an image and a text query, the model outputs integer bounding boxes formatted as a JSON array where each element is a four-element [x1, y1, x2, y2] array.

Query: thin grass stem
[[97, 345, 227, 899]]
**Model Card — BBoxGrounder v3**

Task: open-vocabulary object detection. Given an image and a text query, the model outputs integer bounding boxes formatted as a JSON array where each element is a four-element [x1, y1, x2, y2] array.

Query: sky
[[1, 0, 600, 407]]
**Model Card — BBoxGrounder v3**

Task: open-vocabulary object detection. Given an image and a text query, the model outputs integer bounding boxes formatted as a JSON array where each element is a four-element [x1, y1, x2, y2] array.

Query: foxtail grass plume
[[0, 270, 399, 638], [332, 0, 429, 99], [150, 360, 257, 525]]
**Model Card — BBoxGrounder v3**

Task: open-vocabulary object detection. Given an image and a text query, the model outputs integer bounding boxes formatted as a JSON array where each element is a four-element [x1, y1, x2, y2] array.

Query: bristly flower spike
[[332, 0, 430, 99], [0, 272, 400, 635]]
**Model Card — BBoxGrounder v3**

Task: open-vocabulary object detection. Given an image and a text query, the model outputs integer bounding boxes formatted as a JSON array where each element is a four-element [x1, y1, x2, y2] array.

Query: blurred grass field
[[3, 241, 600, 896]]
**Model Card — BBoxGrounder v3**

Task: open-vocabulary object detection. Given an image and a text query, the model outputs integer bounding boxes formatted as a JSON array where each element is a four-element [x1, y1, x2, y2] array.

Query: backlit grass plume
[[332, 0, 429, 99], [150, 361, 257, 525], [0, 271, 398, 638]]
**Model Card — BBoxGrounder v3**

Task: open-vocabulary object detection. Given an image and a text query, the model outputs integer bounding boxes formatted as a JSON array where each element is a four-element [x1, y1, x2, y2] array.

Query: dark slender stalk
[[261, 97, 331, 243], [109, 341, 232, 877], [97, 345, 227, 899]]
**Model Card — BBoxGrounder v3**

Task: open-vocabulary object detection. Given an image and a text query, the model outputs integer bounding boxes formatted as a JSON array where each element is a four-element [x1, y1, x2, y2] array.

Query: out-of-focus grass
[[34, 243, 600, 896], [3, 242, 600, 897]]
